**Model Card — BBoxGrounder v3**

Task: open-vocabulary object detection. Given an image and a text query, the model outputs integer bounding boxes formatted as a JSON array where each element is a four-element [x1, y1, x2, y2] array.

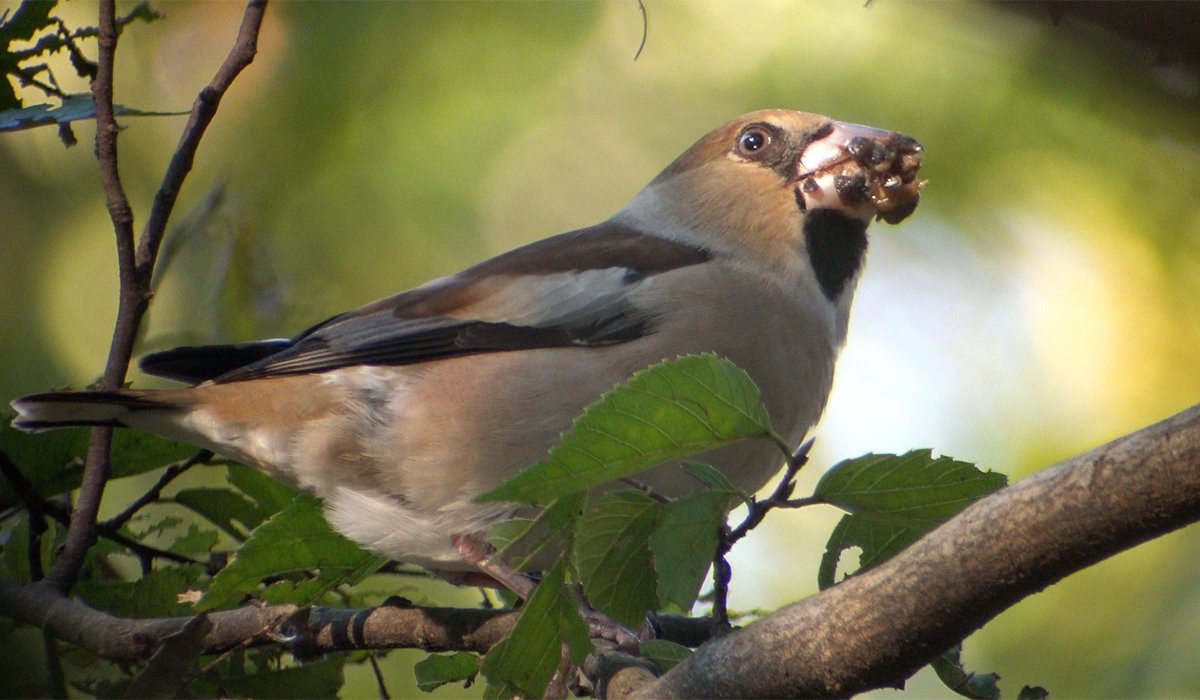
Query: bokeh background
[[2, 1, 1199, 697]]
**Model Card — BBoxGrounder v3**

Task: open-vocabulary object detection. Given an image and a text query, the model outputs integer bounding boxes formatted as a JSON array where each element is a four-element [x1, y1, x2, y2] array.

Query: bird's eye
[[737, 128, 769, 156]]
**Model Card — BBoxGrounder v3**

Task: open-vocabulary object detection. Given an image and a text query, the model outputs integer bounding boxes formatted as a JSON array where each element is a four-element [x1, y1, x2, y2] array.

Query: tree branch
[[43, 0, 268, 595], [0, 579, 519, 662], [46, 0, 130, 596], [136, 0, 266, 273], [631, 402, 1200, 698]]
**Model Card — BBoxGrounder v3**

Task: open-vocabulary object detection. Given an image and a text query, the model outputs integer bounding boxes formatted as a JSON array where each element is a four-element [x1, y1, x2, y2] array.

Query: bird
[[11, 110, 923, 583]]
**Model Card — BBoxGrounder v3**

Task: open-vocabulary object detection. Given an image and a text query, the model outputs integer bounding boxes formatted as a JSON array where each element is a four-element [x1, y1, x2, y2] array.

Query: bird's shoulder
[[331, 220, 712, 324]]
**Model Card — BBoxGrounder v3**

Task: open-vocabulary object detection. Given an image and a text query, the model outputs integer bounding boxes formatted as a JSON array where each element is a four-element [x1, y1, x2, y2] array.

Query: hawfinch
[[12, 110, 923, 578]]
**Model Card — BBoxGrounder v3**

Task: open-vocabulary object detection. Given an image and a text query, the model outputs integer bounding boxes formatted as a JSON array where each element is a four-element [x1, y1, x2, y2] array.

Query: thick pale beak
[[795, 121, 925, 225]]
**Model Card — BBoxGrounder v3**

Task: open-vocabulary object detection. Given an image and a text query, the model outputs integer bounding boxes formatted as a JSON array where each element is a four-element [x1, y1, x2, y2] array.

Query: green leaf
[[0, 0, 58, 113], [134, 514, 183, 539], [415, 652, 480, 692], [76, 564, 206, 618], [169, 523, 219, 555], [640, 639, 693, 674], [170, 465, 294, 539], [815, 450, 1007, 589], [679, 461, 744, 499], [930, 644, 1002, 700], [226, 462, 295, 518], [817, 516, 868, 590], [480, 555, 592, 698], [0, 421, 198, 509], [113, 430, 200, 473], [114, 429, 198, 467], [485, 519, 538, 558], [477, 354, 778, 506], [200, 494, 385, 610], [488, 492, 585, 571], [170, 487, 262, 540], [216, 656, 346, 699], [650, 490, 728, 611], [0, 95, 187, 132], [574, 490, 661, 628], [482, 678, 522, 700], [815, 450, 1007, 522]]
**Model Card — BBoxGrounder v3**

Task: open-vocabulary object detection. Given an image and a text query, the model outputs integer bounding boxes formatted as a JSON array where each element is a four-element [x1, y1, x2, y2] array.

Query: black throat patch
[[804, 208, 869, 301]]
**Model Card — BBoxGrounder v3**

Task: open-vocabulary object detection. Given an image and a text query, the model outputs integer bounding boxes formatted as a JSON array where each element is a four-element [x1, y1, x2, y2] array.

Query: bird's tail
[[9, 391, 170, 432]]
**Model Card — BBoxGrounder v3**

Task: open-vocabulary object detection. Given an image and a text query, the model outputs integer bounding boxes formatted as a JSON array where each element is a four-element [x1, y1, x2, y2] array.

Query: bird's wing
[[142, 221, 711, 385]]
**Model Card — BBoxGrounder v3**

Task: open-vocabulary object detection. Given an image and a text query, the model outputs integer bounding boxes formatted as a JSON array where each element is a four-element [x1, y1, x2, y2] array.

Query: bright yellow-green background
[[2, 2, 1200, 697]]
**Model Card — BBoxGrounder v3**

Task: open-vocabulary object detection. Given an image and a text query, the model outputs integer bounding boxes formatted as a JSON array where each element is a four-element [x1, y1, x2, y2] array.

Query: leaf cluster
[[0, 423, 388, 697], [0, 0, 164, 145]]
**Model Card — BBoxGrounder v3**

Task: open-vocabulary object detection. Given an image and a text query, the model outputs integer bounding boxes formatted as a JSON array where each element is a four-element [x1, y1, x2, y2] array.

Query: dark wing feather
[[140, 340, 294, 384]]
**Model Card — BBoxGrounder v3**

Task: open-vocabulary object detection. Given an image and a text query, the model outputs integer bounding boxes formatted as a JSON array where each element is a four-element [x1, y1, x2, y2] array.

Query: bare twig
[[368, 654, 391, 700], [46, 0, 128, 596], [137, 0, 266, 272], [710, 439, 813, 624], [102, 449, 214, 531], [0, 450, 51, 580], [6, 389, 1198, 695], [36, 496, 202, 570], [41, 629, 67, 700], [617, 476, 671, 504], [0, 449, 202, 570], [43, 0, 269, 595], [633, 1, 648, 61]]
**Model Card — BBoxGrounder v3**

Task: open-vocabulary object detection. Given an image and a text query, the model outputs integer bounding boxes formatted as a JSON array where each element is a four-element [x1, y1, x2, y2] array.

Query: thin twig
[[634, 1, 648, 60], [0, 586, 522, 663], [778, 495, 825, 509], [1, 446, 207, 571], [102, 449, 214, 531], [369, 653, 391, 700], [617, 476, 671, 504], [0, 449, 51, 580], [136, 0, 267, 273], [709, 439, 815, 624], [635, 402, 1200, 698], [42, 629, 67, 700], [37, 497, 202, 569]]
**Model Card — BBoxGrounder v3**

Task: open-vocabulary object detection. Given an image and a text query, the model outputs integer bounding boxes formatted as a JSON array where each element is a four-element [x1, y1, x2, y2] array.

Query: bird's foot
[[582, 608, 644, 654], [451, 533, 537, 599]]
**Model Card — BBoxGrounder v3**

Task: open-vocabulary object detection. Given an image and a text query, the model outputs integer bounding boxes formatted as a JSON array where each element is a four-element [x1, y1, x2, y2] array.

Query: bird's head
[[617, 110, 924, 285]]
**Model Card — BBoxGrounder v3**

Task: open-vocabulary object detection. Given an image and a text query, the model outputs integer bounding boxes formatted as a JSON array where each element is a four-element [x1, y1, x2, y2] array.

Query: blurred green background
[[2, 1, 1199, 697]]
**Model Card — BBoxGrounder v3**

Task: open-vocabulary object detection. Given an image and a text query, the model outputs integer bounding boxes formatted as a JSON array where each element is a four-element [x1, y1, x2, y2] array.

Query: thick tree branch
[[631, 402, 1200, 699], [0, 579, 518, 662]]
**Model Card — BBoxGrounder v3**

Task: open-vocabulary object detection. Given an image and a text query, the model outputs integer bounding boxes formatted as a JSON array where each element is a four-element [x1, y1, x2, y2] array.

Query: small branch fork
[[43, 0, 268, 595], [709, 438, 822, 625]]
